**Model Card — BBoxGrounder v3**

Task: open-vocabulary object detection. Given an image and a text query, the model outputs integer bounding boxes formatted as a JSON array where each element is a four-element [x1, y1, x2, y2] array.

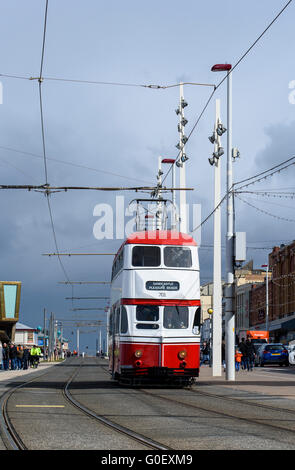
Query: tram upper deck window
[[163, 306, 188, 329], [164, 246, 192, 267], [132, 246, 160, 267]]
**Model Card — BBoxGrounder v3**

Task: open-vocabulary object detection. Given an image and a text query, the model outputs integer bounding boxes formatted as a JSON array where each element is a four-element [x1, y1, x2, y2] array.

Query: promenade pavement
[[0, 361, 56, 382], [198, 364, 295, 399]]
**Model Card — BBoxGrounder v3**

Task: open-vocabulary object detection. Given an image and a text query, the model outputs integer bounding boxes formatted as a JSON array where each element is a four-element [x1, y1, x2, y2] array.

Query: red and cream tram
[[108, 230, 201, 385]]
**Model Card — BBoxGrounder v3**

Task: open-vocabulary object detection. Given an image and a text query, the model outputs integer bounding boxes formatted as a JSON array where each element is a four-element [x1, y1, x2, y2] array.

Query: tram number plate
[[146, 281, 180, 291]]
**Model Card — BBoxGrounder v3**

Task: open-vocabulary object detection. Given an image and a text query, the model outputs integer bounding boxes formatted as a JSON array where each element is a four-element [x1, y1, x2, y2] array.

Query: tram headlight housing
[[134, 349, 143, 358], [178, 350, 187, 360]]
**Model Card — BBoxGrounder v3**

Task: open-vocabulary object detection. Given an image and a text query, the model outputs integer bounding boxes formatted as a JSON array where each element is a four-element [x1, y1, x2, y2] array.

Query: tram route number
[[146, 281, 180, 291]]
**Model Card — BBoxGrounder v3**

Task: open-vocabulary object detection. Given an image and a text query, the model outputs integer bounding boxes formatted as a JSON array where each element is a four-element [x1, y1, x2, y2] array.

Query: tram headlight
[[178, 350, 187, 360], [134, 349, 143, 358]]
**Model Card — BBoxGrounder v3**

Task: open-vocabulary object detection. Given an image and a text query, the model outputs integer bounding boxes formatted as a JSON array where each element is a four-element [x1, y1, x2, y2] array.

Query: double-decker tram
[[108, 230, 201, 385]]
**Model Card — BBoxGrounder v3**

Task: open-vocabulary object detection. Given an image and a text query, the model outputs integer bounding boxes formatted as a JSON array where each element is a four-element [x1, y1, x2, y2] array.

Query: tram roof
[[125, 230, 197, 246]]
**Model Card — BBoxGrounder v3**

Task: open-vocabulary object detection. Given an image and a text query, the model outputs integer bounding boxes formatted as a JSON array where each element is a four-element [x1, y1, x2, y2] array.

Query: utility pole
[[211, 63, 235, 381], [156, 156, 163, 230], [43, 308, 46, 360], [177, 83, 189, 233], [212, 99, 222, 376], [77, 328, 80, 356], [225, 68, 235, 381], [261, 263, 269, 333]]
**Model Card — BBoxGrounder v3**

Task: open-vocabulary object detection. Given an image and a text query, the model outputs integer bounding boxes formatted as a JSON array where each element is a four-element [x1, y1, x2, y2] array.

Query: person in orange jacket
[[235, 349, 243, 371]]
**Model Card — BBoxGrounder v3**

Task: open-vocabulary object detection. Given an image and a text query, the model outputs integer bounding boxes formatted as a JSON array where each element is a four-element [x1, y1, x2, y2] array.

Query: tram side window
[[136, 305, 159, 329], [115, 308, 120, 334], [163, 306, 188, 329], [108, 311, 113, 336], [164, 247, 192, 267], [111, 250, 124, 280], [193, 307, 201, 334], [132, 246, 161, 267], [121, 306, 128, 334]]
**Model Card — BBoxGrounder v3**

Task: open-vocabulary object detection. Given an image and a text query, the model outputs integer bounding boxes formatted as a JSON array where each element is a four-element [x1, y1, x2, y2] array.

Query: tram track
[[0, 359, 172, 450], [136, 386, 295, 437], [63, 360, 172, 451]]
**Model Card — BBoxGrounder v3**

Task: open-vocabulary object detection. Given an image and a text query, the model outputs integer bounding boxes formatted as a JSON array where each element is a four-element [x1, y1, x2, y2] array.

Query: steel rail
[[63, 361, 171, 451]]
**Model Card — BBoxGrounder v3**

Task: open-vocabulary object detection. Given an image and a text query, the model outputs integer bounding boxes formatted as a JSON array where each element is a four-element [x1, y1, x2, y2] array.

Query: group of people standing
[[0, 342, 42, 371], [201, 337, 256, 372], [235, 337, 256, 371]]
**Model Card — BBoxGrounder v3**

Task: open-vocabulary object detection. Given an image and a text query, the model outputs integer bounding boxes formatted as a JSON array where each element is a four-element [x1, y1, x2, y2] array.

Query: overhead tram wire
[[161, 0, 293, 186], [190, 153, 295, 235], [37, 0, 73, 286]]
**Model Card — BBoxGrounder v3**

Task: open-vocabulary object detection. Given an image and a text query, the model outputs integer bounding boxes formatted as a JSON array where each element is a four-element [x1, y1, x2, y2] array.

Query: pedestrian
[[235, 348, 243, 371], [222, 339, 226, 371], [2, 343, 9, 370], [23, 346, 30, 370], [239, 338, 249, 370], [245, 337, 256, 371], [0, 342, 3, 370], [200, 341, 210, 365], [16, 345, 24, 370], [30, 345, 41, 368], [9, 343, 18, 370]]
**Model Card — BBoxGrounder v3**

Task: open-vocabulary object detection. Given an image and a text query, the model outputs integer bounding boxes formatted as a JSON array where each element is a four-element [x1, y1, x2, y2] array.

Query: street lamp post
[[261, 264, 269, 333], [212, 63, 235, 381], [208, 98, 224, 376]]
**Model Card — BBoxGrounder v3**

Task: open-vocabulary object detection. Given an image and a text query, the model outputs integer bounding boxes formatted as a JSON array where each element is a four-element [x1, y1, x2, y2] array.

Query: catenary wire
[[161, 0, 293, 185]]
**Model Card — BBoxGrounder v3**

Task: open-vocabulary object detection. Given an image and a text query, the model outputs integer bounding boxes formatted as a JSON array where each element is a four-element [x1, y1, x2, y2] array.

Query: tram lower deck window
[[132, 246, 161, 267], [164, 247, 192, 267]]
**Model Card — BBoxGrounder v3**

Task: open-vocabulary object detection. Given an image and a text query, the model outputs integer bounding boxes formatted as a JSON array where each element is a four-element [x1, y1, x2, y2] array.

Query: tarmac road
[[1, 358, 295, 450]]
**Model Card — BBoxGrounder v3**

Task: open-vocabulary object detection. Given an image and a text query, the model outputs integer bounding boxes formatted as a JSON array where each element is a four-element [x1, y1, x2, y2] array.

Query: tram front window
[[164, 246, 192, 267], [164, 306, 188, 329], [136, 305, 159, 330], [136, 305, 159, 321], [132, 246, 161, 267]]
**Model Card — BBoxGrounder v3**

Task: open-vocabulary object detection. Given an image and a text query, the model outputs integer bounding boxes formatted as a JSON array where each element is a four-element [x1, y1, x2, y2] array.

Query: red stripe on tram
[[121, 298, 201, 306]]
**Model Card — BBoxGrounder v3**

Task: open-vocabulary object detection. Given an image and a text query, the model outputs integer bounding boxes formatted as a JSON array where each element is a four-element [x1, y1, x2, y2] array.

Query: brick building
[[250, 242, 295, 342]]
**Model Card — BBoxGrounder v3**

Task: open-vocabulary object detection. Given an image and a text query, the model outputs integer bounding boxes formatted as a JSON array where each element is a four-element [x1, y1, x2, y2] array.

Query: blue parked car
[[258, 343, 289, 367]]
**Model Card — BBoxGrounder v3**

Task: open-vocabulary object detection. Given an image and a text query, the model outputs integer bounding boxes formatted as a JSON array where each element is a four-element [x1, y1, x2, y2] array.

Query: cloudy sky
[[0, 0, 294, 353]]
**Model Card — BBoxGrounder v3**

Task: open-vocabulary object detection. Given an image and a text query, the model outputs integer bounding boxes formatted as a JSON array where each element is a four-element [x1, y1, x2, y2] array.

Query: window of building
[[132, 246, 161, 267], [164, 247, 192, 268]]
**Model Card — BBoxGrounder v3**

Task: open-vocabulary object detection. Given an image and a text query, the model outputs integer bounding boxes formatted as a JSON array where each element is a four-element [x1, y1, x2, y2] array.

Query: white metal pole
[[212, 98, 222, 376], [225, 70, 235, 381], [172, 162, 177, 230], [179, 83, 187, 233], [266, 264, 269, 333], [77, 328, 80, 356], [157, 156, 162, 230]]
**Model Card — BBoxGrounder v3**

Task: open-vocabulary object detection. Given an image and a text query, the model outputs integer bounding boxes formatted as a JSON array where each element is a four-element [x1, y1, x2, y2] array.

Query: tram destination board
[[146, 281, 180, 291]]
